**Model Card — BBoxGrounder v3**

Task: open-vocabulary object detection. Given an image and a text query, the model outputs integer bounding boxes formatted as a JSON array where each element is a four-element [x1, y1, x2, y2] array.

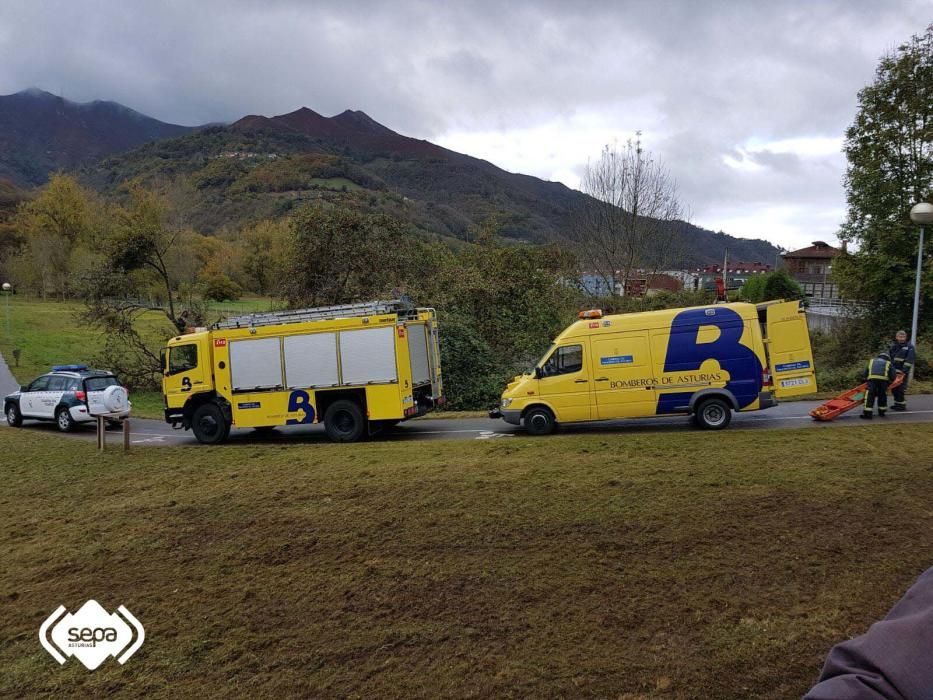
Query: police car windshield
[[85, 376, 118, 391]]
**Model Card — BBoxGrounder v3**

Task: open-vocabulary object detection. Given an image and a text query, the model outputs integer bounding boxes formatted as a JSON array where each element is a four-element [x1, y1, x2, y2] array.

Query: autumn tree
[[282, 206, 423, 306], [835, 24, 932, 334], [0, 179, 29, 283], [78, 185, 194, 388], [569, 136, 684, 296], [241, 219, 288, 295], [13, 174, 96, 298], [105, 185, 184, 325]]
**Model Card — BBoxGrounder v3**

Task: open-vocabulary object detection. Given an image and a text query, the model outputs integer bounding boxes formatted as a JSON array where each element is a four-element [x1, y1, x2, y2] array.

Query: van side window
[[169, 344, 198, 375], [543, 345, 583, 376]]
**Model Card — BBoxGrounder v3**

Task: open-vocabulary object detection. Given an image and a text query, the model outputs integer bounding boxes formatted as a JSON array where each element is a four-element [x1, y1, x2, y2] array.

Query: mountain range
[[0, 88, 193, 185], [0, 88, 783, 265]]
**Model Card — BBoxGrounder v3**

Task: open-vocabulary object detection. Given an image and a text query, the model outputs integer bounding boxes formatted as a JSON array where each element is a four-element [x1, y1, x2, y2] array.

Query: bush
[[201, 274, 242, 302], [763, 269, 803, 301], [913, 338, 933, 381], [739, 275, 768, 302], [438, 313, 508, 410]]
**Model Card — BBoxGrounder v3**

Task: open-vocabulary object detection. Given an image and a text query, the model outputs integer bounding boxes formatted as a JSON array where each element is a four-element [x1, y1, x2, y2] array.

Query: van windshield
[[534, 344, 555, 372]]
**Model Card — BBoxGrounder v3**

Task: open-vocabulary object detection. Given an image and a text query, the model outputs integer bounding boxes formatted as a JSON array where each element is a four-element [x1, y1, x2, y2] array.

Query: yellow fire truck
[[161, 300, 444, 444]]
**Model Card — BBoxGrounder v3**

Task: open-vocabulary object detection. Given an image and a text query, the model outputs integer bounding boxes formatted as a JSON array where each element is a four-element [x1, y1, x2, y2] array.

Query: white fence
[[806, 299, 867, 332]]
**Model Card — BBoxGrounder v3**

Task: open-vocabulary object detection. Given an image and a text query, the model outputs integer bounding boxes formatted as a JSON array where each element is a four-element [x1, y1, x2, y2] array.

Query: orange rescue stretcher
[[810, 372, 905, 421]]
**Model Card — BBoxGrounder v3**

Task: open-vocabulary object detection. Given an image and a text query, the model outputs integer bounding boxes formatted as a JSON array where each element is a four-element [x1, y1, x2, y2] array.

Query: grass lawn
[[2, 424, 932, 698], [0, 296, 275, 419]]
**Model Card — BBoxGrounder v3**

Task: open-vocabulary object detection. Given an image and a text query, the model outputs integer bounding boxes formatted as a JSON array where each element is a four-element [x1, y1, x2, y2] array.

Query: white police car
[[3, 365, 131, 431]]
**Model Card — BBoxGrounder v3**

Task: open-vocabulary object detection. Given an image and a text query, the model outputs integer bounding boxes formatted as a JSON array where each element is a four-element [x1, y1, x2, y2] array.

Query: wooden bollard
[[97, 416, 105, 451], [123, 419, 130, 452]]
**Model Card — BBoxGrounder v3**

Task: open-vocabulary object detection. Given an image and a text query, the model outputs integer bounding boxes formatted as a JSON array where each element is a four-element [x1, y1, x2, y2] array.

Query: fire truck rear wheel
[[191, 402, 230, 445], [324, 400, 366, 443]]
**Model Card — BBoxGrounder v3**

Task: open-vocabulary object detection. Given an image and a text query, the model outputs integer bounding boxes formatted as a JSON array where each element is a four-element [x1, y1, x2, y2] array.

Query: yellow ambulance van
[[490, 300, 816, 433], [161, 300, 444, 444]]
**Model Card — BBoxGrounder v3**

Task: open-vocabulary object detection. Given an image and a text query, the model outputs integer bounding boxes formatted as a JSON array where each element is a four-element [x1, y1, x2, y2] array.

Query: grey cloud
[[0, 0, 928, 245]]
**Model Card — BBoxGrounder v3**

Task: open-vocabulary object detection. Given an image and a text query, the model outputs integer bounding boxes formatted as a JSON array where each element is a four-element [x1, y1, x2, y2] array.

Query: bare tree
[[569, 135, 684, 295]]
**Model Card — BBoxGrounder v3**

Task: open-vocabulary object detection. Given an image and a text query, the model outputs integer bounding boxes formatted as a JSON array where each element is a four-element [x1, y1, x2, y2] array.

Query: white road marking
[[407, 428, 490, 435], [132, 436, 167, 444], [475, 430, 515, 440]]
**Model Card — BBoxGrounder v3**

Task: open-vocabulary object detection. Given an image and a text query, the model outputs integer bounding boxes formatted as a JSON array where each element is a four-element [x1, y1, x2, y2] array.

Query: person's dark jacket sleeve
[[888, 362, 896, 382], [805, 567, 933, 699]]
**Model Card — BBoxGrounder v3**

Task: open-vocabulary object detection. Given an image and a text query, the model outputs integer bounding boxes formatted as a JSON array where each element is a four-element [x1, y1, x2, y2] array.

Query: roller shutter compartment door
[[407, 324, 431, 386], [284, 332, 339, 388], [229, 337, 283, 391], [340, 326, 397, 385]]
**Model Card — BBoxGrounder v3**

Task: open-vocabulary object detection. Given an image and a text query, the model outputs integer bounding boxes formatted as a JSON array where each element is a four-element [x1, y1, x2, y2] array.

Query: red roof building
[[782, 241, 843, 299], [782, 241, 841, 278]]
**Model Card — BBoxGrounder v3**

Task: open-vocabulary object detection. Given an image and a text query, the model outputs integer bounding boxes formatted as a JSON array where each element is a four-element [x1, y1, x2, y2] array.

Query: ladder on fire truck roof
[[211, 299, 417, 330]]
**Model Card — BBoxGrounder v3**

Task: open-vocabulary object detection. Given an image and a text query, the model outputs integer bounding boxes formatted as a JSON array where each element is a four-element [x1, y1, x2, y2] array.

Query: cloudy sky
[[1, 1, 929, 250]]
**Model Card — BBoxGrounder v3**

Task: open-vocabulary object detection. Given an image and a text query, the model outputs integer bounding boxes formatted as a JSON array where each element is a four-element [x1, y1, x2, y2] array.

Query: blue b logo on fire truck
[[286, 390, 315, 424]]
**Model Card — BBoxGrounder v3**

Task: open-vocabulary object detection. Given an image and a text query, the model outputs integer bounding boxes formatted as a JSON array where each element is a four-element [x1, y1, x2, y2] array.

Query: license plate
[[780, 377, 810, 388]]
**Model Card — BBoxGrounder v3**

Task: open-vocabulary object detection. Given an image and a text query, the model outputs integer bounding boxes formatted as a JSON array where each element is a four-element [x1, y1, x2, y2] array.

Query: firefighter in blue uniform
[[889, 330, 916, 411], [860, 351, 895, 419]]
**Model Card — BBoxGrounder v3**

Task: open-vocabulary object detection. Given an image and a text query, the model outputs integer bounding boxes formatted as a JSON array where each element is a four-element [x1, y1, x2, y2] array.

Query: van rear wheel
[[192, 402, 230, 444], [694, 398, 731, 430], [524, 407, 555, 436], [324, 400, 366, 443]]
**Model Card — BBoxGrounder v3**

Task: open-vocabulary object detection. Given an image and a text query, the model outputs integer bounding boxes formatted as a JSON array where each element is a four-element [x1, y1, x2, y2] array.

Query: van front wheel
[[694, 398, 732, 430], [524, 407, 555, 436]]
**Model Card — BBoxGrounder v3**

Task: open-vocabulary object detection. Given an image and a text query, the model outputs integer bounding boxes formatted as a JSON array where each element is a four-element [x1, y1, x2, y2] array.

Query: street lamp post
[[908, 203, 933, 380]]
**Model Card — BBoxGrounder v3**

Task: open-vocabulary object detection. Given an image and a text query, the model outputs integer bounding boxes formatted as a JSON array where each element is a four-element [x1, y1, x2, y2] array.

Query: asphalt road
[[5, 394, 933, 446]]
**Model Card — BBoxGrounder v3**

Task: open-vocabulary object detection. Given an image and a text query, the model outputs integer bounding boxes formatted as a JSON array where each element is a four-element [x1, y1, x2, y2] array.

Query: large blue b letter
[[287, 390, 315, 425], [656, 307, 762, 413]]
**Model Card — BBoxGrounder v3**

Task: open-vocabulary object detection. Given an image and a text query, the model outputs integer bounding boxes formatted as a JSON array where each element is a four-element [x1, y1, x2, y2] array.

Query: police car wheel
[[191, 403, 230, 445], [695, 398, 731, 430], [524, 407, 555, 436], [55, 407, 76, 432], [324, 400, 366, 443], [5, 403, 22, 427]]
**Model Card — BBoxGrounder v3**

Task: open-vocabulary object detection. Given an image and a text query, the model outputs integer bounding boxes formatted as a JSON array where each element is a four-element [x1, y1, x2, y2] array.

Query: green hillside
[[82, 118, 782, 265]]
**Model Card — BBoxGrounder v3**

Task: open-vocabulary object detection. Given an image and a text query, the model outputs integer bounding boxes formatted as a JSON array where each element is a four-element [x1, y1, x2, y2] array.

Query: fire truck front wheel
[[324, 400, 366, 443], [191, 402, 231, 445]]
